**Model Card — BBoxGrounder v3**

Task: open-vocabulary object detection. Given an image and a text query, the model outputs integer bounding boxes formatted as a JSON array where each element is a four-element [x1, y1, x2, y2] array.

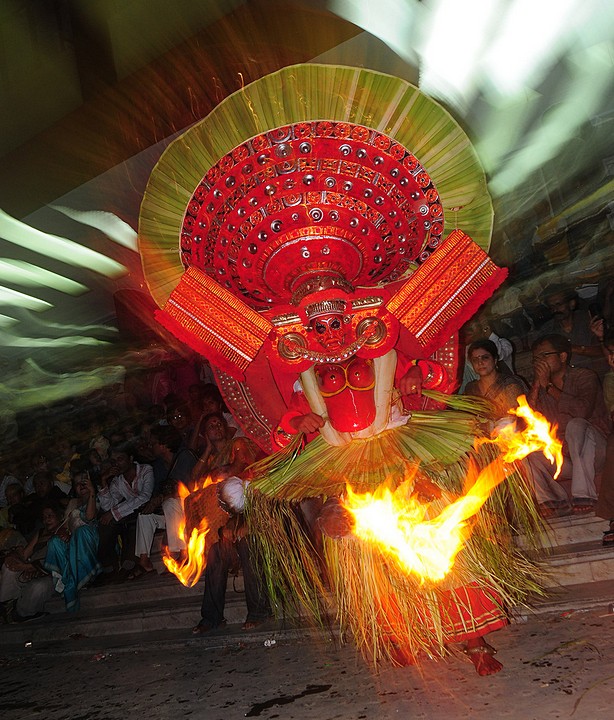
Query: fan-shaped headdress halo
[[139, 64, 493, 312]]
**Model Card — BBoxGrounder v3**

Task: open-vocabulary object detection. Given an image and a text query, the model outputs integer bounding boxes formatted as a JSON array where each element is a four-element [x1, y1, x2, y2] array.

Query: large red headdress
[[138, 65, 504, 450]]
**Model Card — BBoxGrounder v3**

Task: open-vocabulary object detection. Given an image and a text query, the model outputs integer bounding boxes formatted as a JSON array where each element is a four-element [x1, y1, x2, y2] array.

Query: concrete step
[[0, 581, 253, 647], [542, 539, 614, 587], [541, 512, 606, 548], [516, 511, 606, 550]]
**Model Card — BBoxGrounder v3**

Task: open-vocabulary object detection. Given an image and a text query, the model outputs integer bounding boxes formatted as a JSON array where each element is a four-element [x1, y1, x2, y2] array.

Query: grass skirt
[[246, 393, 547, 666]]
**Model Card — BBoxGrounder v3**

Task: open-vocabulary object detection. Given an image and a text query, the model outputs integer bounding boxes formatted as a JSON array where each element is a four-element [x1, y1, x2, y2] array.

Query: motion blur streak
[[51, 206, 139, 251], [0, 209, 126, 277]]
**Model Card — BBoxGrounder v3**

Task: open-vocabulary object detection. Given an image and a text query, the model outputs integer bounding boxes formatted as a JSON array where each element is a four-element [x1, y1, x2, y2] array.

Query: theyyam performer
[[138, 64, 546, 676]]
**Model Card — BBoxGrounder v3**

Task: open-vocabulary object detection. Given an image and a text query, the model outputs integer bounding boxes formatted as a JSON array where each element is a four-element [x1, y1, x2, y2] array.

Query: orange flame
[[342, 396, 563, 583], [343, 459, 505, 583], [162, 476, 217, 587], [492, 395, 563, 478]]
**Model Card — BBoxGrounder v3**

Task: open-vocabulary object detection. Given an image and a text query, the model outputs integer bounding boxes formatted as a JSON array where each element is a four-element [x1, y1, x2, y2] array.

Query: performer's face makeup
[[312, 314, 345, 350]]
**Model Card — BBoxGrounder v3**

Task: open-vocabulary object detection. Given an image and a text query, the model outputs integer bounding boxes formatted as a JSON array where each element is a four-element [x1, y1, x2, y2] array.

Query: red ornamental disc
[[181, 121, 444, 310]]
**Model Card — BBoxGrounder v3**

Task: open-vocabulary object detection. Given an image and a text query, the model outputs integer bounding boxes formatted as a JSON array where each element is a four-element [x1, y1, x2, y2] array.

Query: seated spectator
[[594, 333, 614, 545], [87, 414, 111, 461], [191, 413, 262, 482], [0, 503, 60, 622], [459, 314, 515, 393], [0, 471, 21, 508], [21, 471, 68, 536], [96, 443, 154, 578], [463, 339, 528, 431], [130, 425, 197, 579], [540, 285, 608, 376], [166, 402, 194, 450], [0, 482, 27, 532], [51, 437, 80, 495], [526, 334, 610, 516], [44, 471, 101, 610]]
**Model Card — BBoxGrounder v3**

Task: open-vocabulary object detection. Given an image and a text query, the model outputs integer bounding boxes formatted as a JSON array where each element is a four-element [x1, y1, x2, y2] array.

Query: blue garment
[[44, 507, 102, 611]]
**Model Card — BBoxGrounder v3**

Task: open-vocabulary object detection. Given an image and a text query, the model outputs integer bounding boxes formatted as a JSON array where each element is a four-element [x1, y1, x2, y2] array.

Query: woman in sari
[[464, 339, 528, 429], [44, 471, 101, 611]]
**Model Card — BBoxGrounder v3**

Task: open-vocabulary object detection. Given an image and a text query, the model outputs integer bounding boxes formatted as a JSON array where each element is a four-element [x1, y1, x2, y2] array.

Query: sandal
[[572, 498, 595, 514], [603, 521, 614, 547], [126, 565, 157, 581]]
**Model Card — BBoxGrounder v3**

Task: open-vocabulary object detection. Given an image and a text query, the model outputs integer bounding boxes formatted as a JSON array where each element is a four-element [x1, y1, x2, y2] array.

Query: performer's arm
[[395, 352, 451, 396], [272, 391, 323, 448]]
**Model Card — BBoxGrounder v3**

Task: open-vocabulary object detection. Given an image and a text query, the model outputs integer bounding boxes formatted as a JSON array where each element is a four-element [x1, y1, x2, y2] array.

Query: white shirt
[[98, 462, 154, 521]]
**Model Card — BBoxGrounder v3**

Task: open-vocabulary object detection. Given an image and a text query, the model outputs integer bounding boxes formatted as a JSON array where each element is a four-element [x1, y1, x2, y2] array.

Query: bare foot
[[387, 636, 416, 667], [464, 637, 503, 675]]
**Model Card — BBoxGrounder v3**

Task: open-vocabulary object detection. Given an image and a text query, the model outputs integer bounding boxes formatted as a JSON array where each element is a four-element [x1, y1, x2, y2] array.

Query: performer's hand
[[398, 365, 423, 396], [290, 412, 325, 434], [317, 497, 355, 538], [412, 476, 442, 502]]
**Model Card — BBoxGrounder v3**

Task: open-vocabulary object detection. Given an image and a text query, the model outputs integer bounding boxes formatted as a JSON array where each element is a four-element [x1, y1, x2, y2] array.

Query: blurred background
[[0, 0, 612, 435]]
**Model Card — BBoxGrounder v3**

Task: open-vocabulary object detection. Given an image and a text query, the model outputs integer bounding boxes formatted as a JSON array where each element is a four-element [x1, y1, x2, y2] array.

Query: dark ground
[[2, 606, 614, 720]]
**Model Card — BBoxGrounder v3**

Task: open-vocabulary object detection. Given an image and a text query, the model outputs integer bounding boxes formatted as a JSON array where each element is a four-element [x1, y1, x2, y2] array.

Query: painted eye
[[331, 319, 341, 330], [315, 324, 326, 334]]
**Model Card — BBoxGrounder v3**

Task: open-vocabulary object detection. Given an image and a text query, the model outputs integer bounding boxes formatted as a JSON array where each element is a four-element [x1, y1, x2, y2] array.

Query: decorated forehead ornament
[[304, 298, 348, 321]]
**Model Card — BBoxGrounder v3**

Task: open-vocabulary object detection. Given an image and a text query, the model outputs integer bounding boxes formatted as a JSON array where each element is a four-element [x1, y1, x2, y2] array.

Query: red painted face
[[311, 313, 346, 351]]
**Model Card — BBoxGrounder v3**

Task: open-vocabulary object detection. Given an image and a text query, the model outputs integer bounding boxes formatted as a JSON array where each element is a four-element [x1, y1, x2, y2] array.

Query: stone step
[[516, 511, 606, 550], [542, 539, 614, 587], [0, 592, 249, 647], [543, 512, 606, 547]]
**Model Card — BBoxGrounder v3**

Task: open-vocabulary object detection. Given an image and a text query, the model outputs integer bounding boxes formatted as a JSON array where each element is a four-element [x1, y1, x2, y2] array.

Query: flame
[[342, 394, 563, 583], [344, 459, 504, 582], [162, 476, 218, 587], [492, 395, 563, 478]]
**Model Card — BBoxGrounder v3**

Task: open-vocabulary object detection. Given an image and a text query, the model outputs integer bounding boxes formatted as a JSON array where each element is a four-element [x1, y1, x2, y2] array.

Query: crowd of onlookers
[[2, 278, 614, 624], [0, 365, 261, 623]]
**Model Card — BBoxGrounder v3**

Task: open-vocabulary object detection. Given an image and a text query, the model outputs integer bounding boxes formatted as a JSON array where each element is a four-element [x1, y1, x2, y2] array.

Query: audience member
[[0, 482, 27, 532], [540, 285, 608, 376], [166, 402, 194, 450], [130, 425, 197, 579], [44, 471, 101, 610], [459, 314, 515, 393], [594, 333, 614, 545], [0, 503, 60, 622], [96, 443, 154, 578], [191, 413, 261, 481], [463, 339, 528, 431], [526, 334, 610, 516], [21, 471, 68, 536], [189, 384, 244, 451]]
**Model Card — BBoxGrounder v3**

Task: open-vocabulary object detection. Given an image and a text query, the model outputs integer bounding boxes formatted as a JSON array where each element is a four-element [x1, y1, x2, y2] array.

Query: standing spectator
[[526, 334, 610, 516], [96, 443, 154, 578]]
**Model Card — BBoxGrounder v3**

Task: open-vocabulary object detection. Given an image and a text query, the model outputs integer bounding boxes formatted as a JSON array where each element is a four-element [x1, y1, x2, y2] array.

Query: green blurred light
[[0, 259, 87, 294], [0, 285, 52, 311], [0, 209, 126, 277]]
